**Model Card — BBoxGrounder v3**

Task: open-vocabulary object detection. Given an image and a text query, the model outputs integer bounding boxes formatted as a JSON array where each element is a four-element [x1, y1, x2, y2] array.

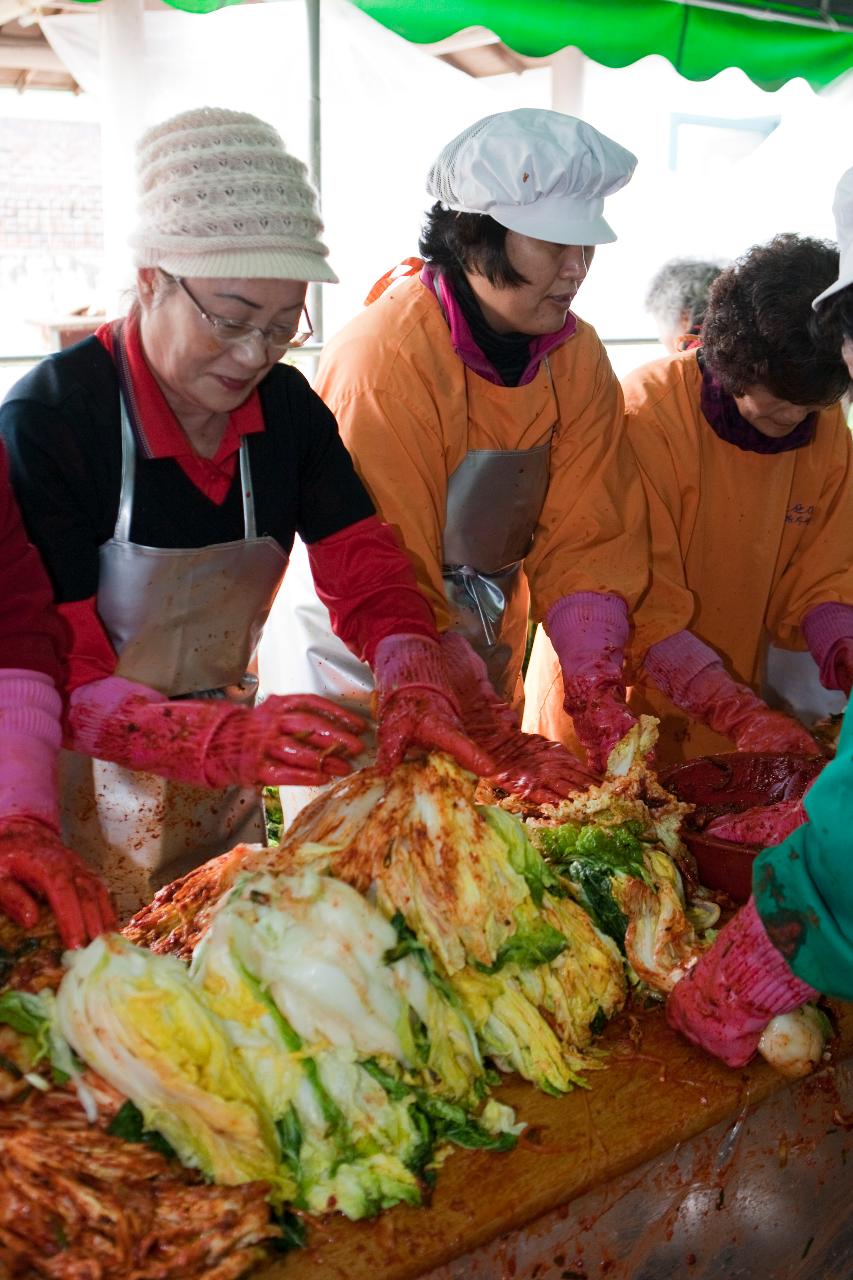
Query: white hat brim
[[813, 269, 853, 310], [490, 200, 616, 246]]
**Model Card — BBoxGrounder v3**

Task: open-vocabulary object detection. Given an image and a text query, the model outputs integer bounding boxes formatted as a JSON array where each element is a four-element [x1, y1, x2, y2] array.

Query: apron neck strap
[[112, 323, 257, 542]]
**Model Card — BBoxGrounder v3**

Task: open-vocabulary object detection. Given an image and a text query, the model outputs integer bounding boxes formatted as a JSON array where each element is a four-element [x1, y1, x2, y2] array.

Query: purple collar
[[420, 265, 576, 387], [698, 352, 816, 455]]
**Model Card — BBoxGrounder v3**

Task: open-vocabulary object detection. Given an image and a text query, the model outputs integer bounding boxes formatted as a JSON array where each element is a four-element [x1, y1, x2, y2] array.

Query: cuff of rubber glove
[[545, 592, 629, 681], [0, 672, 63, 828], [373, 634, 460, 713], [802, 603, 853, 684], [708, 897, 818, 1012], [642, 630, 721, 705], [67, 675, 162, 755], [70, 679, 236, 787]]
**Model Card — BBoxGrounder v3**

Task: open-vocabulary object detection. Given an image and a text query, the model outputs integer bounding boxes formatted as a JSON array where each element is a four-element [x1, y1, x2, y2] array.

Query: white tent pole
[[98, 0, 145, 314], [306, 0, 323, 343], [550, 46, 586, 117]]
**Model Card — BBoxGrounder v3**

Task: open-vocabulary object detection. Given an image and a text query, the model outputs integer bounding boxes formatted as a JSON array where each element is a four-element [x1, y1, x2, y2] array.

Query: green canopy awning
[[349, 1, 853, 92], [69, 1, 853, 92]]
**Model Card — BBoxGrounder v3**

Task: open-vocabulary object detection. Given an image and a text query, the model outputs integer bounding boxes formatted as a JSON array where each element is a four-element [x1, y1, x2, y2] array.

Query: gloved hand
[[0, 817, 117, 949], [666, 897, 817, 1067], [372, 634, 495, 775], [705, 797, 807, 846], [643, 630, 820, 755], [802, 604, 853, 696], [440, 633, 599, 804], [561, 679, 637, 775], [68, 677, 368, 789], [829, 639, 853, 698], [733, 704, 821, 754], [545, 592, 637, 775]]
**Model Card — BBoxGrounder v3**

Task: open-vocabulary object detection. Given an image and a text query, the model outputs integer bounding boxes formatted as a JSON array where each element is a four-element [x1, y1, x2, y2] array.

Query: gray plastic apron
[[60, 379, 288, 920], [441, 427, 551, 705]]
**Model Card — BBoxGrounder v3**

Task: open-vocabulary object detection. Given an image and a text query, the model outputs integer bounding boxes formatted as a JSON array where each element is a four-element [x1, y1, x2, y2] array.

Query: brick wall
[[0, 118, 103, 252], [0, 118, 104, 354]]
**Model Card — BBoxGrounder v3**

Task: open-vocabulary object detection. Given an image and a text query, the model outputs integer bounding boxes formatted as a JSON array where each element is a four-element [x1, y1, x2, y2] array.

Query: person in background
[[0, 108, 493, 919], [266, 107, 653, 798], [665, 174, 853, 1064], [526, 234, 850, 765], [0, 441, 114, 946], [644, 257, 723, 354]]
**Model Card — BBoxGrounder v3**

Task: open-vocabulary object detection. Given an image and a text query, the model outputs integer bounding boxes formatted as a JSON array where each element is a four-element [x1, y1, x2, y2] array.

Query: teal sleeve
[[753, 708, 853, 998]]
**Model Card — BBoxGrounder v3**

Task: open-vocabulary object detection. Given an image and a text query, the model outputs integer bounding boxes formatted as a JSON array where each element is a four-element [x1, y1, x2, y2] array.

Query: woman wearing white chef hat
[[266, 108, 679, 815]]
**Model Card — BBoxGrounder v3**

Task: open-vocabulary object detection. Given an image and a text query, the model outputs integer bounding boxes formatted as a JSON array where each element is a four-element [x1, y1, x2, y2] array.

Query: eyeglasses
[[164, 272, 313, 351]]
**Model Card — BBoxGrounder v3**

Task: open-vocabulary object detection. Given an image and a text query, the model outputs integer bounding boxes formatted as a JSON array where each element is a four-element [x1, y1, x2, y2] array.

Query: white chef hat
[[812, 165, 853, 308], [426, 108, 637, 246]]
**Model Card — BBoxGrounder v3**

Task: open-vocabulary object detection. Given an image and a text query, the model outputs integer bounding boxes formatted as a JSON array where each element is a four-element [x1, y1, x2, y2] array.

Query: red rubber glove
[[0, 817, 117, 949], [666, 897, 816, 1067], [546, 592, 637, 774], [561, 680, 637, 775], [705, 797, 807, 846], [372, 634, 495, 775], [644, 631, 820, 755], [440, 633, 599, 803], [68, 676, 368, 789]]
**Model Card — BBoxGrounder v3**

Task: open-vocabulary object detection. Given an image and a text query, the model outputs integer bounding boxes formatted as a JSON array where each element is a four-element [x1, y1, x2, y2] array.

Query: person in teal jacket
[[667, 168, 853, 1065]]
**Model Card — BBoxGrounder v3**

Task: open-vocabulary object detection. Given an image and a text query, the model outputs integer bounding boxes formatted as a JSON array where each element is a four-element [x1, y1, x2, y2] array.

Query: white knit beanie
[[129, 106, 338, 283]]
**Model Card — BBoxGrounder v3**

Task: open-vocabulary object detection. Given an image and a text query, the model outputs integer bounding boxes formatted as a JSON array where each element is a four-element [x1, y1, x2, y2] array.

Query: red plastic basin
[[658, 753, 825, 902]]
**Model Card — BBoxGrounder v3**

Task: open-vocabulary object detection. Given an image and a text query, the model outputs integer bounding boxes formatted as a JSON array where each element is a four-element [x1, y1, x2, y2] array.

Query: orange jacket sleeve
[[523, 331, 651, 622]]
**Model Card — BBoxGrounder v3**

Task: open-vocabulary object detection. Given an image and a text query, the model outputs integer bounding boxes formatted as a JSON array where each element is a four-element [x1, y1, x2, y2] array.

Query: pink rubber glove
[[802, 603, 853, 696], [832, 644, 853, 698], [546, 592, 636, 774], [0, 670, 63, 829], [440, 633, 599, 803], [0, 817, 117, 949], [705, 797, 807, 846], [644, 630, 820, 755], [68, 676, 368, 789], [373, 634, 495, 775], [666, 897, 817, 1067]]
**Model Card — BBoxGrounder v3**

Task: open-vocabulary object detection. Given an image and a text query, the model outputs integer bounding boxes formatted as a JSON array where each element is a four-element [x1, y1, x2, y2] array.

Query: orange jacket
[[524, 349, 853, 762], [314, 274, 649, 635]]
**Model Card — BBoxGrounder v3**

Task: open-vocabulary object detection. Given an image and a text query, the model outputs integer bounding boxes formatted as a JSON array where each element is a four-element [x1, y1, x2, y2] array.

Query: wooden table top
[[256, 1000, 853, 1280]]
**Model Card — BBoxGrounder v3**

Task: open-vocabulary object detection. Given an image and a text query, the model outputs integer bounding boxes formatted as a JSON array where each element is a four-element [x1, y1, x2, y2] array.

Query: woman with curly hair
[[664, 205, 853, 1070], [526, 233, 853, 763]]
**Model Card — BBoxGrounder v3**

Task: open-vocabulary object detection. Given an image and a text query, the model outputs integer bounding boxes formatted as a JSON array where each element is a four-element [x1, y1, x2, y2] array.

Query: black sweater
[[0, 338, 375, 603]]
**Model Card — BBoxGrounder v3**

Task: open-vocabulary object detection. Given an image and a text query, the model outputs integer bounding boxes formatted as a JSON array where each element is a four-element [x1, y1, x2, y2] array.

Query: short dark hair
[[702, 233, 848, 406], [418, 202, 528, 288]]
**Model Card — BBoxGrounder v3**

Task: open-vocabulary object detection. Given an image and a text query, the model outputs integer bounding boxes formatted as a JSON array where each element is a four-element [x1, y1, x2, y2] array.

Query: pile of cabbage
[[0, 734, 825, 1233], [17, 870, 522, 1224]]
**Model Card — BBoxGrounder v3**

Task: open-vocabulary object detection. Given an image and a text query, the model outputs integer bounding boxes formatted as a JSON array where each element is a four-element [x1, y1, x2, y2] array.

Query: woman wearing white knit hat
[[0, 107, 493, 918], [272, 107, 656, 789]]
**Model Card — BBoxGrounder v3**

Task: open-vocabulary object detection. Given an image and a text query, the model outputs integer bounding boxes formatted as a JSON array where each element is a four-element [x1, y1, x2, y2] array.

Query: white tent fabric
[[41, 0, 550, 336]]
